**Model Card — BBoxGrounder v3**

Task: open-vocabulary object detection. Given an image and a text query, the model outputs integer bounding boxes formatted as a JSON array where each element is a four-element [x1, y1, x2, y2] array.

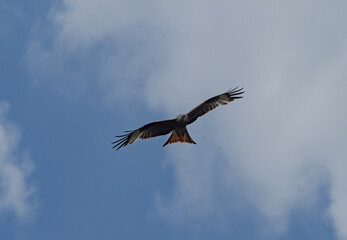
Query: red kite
[[113, 87, 244, 150]]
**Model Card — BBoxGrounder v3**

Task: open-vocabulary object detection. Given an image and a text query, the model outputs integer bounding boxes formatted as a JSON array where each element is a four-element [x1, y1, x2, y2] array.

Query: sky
[[1, 0, 347, 239]]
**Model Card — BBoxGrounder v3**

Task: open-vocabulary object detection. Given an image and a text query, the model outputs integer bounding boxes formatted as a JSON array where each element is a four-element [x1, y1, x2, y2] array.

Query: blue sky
[[1, 0, 347, 239]]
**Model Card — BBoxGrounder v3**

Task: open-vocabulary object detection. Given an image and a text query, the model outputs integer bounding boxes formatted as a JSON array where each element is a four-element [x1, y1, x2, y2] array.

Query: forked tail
[[163, 127, 196, 147]]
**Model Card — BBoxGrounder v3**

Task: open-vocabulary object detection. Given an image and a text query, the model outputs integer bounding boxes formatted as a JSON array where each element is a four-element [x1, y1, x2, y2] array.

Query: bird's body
[[112, 87, 244, 150]]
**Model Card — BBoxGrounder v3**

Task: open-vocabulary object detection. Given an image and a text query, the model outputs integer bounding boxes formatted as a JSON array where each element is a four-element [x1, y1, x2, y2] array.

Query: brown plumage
[[112, 86, 244, 150], [162, 127, 196, 146]]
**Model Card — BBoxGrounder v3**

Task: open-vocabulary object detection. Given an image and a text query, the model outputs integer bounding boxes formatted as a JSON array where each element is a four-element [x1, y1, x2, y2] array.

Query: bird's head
[[176, 114, 187, 122]]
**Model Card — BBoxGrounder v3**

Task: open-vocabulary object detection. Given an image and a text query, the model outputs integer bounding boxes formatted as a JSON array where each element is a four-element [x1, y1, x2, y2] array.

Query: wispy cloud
[[26, 0, 164, 104], [0, 102, 35, 222], [27, 0, 347, 238]]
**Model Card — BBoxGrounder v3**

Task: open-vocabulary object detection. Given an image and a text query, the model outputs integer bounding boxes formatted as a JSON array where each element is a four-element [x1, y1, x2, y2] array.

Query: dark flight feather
[[186, 86, 244, 124], [112, 119, 178, 150]]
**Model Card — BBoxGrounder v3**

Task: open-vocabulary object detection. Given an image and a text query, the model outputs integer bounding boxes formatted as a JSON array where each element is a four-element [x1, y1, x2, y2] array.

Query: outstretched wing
[[112, 119, 178, 150], [186, 86, 244, 124]]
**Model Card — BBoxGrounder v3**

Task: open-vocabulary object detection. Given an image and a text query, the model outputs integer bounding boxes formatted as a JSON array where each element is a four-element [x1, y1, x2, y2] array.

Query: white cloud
[[27, 0, 164, 103], [28, 0, 347, 238], [0, 102, 35, 222]]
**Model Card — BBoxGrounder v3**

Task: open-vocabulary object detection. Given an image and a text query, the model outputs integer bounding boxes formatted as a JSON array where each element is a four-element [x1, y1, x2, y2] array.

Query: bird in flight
[[112, 86, 244, 150]]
